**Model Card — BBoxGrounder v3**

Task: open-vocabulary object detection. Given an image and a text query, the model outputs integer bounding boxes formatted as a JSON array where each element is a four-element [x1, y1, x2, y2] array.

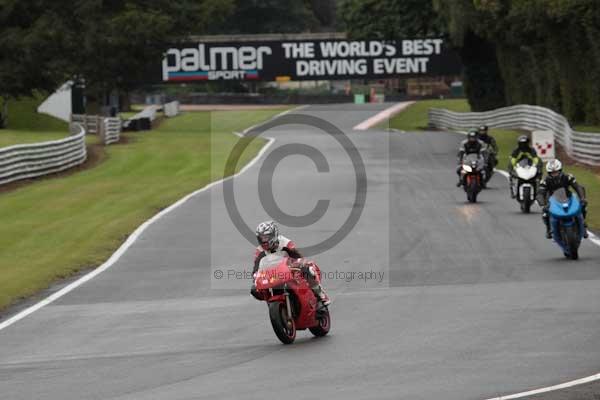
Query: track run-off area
[[1, 104, 599, 400]]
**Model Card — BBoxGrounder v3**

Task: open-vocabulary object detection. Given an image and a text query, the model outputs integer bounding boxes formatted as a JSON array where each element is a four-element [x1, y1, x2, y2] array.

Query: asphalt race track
[[1, 104, 599, 399]]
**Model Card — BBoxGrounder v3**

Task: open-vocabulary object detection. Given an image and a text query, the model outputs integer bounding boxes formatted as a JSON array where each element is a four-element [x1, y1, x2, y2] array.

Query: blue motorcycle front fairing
[[548, 192, 584, 254]]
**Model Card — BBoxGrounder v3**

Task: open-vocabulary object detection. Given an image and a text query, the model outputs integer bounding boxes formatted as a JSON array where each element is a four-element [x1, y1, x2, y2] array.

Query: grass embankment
[[0, 97, 68, 147], [0, 108, 283, 310], [381, 98, 470, 131], [388, 99, 600, 231], [574, 125, 600, 133]]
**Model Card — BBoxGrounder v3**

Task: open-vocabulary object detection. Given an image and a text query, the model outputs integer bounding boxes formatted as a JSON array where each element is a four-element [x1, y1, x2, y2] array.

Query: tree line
[[0, 0, 334, 120], [342, 0, 600, 125], [2, 0, 597, 125]]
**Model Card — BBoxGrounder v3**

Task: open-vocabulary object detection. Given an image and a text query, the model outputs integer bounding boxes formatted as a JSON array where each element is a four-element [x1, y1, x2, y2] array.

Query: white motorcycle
[[512, 158, 539, 213]]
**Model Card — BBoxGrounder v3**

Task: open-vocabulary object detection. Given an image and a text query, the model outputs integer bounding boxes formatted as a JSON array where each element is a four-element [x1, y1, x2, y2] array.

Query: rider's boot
[[582, 206, 589, 238], [312, 284, 330, 306], [543, 213, 552, 239], [509, 176, 517, 198]]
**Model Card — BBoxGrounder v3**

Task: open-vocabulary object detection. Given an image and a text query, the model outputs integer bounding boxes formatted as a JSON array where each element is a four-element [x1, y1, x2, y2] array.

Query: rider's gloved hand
[[250, 284, 261, 300], [542, 205, 549, 216]]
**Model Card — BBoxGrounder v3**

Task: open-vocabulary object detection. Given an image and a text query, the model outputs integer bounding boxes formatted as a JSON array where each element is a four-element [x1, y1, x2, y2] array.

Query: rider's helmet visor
[[258, 234, 273, 250]]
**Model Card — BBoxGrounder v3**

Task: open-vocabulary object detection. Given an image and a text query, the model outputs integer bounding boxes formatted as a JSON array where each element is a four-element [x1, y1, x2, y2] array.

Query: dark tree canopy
[[207, 0, 319, 34], [433, 0, 600, 123], [339, 0, 444, 39], [0, 0, 233, 100], [3, 0, 598, 123]]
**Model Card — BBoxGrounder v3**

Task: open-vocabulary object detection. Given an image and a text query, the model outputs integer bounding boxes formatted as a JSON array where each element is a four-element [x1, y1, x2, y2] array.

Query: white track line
[[353, 101, 415, 130], [484, 373, 600, 400], [0, 106, 305, 333]]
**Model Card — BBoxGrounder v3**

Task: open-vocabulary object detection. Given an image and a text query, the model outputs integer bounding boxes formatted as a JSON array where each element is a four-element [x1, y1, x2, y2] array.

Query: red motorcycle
[[460, 153, 485, 203], [253, 253, 331, 344]]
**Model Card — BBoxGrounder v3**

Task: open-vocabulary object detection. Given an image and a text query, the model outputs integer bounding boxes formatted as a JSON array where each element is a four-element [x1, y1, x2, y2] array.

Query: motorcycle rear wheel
[[269, 302, 296, 344], [309, 307, 331, 337]]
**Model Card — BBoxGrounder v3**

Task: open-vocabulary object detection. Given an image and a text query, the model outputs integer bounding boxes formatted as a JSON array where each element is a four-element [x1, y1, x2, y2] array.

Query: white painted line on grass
[[0, 106, 303, 333], [353, 102, 415, 130]]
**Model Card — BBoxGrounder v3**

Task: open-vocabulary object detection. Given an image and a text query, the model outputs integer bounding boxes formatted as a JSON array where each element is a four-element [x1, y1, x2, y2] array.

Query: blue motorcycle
[[548, 188, 585, 259]]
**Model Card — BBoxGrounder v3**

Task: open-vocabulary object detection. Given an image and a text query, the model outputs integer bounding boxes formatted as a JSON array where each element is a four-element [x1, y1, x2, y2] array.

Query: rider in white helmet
[[536, 159, 588, 239], [250, 221, 330, 305]]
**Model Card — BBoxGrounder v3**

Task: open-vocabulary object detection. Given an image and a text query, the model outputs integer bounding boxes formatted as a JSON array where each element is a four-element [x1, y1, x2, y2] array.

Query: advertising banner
[[160, 38, 462, 82]]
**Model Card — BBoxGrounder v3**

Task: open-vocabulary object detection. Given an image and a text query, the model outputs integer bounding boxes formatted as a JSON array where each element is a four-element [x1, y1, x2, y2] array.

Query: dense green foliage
[[3, 1, 597, 124], [341, 0, 599, 123], [0, 0, 338, 112], [0, 0, 232, 105], [339, 0, 443, 39], [208, 0, 320, 34], [432, 0, 600, 124]]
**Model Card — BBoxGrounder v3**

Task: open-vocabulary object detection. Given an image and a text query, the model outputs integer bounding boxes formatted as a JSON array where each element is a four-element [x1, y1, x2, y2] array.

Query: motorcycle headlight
[[462, 165, 473, 173]]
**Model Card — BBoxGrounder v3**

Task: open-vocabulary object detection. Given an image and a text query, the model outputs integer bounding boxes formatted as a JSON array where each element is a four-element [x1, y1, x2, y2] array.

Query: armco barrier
[[163, 101, 180, 117], [71, 114, 121, 145], [103, 117, 121, 145], [0, 123, 87, 186], [429, 105, 600, 166]]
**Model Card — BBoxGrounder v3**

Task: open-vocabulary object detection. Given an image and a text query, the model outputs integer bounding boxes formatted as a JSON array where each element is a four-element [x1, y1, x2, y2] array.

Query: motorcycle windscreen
[[463, 153, 479, 165], [255, 252, 293, 289], [517, 158, 532, 167], [257, 252, 288, 271], [549, 188, 581, 217]]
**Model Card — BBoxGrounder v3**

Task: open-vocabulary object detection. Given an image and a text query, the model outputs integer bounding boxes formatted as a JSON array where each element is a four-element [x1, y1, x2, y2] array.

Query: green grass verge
[[0, 97, 68, 147], [388, 99, 600, 231], [574, 125, 600, 133], [383, 98, 470, 131], [0, 109, 284, 310], [119, 112, 138, 119]]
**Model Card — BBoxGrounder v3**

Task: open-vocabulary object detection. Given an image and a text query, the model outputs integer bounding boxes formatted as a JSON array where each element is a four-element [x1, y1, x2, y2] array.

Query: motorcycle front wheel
[[269, 301, 296, 344], [467, 179, 478, 203], [520, 188, 532, 213], [563, 225, 580, 260]]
